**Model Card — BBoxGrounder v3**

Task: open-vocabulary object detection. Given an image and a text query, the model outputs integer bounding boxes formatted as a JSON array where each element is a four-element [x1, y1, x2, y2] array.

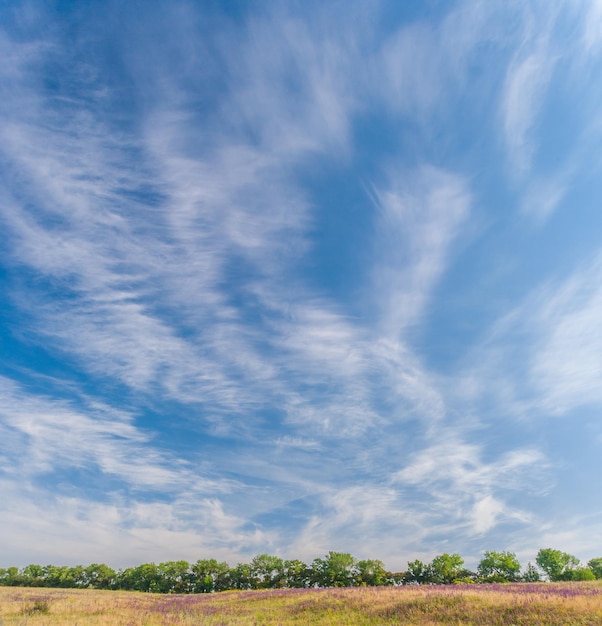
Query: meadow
[[1, 582, 602, 625]]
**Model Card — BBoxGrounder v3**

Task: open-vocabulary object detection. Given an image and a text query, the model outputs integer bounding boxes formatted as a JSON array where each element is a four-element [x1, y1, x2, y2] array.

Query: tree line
[[1, 549, 601, 593]]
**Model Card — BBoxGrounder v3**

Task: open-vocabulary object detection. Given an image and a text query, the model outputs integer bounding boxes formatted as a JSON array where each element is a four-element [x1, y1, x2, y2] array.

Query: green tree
[[311, 552, 357, 587], [156, 561, 192, 593], [227, 563, 253, 590], [191, 559, 230, 593], [41, 565, 82, 588], [356, 559, 389, 586], [21, 564, 45, 587], [430, 553, 465, 584], [283, 559, 311, 588], [477, 551, 521, 583], [404, 559, 434, 585], [250, 554, 285, 589], [536, 548, 580, 581], [118, 563, 162, 592], [587, 557, 602, 580], [68, 565, 87, 588], [522, 562, 541, 582], [40, 565, 60, 587], [568, 567, 595, 581], [4, 567, 21, 586], [83, 563, 116, 589]]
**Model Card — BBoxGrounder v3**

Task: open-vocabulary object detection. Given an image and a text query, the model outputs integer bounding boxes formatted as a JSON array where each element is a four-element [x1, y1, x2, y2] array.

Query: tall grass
[[1, 581, 601, 625]]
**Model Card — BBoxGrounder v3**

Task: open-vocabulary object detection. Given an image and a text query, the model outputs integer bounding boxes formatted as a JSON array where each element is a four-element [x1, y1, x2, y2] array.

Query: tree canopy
[[1, 548, 600, 593]]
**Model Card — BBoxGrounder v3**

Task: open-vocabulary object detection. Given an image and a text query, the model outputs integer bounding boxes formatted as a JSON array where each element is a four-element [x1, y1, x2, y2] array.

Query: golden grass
[[1, 582, 601, 625]]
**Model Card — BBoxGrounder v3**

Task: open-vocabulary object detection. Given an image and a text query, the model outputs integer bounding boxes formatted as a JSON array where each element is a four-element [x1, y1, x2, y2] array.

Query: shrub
[[23, 599, 50, 615]]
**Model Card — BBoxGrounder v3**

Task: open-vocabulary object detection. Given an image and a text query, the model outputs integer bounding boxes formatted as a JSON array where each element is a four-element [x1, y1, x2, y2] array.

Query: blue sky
[[1, 0, 601, 571]]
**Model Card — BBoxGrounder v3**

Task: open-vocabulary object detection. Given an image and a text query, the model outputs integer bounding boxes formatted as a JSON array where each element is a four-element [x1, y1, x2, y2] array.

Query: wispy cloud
[[501, 43, 556, 177], [462, 252, 602, 418], [582, 0, 602, 55], [371, 165, 471, 335], [0, 374, 276, 564], [1, 0, 601, 570], [393, 436, 543, 535], [528, 257, 602, 415], [521, 175, 569, 222], [0, 375, 216, 491]]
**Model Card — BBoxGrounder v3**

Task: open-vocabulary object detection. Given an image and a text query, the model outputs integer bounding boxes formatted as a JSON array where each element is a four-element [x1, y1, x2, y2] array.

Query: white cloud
[[286, 484, 415, 566], [529, 257, 602, 415], [217, 8, 363, 159], [521, 176, 568, 222], [501, 46, 555, 176], [0, 376, 216, 491], [466, 252, 602, 418], [2, 0, 601, 569], [392, 436, 544, 537], [472, 495, 505, 534], [582, 0, 602, 54], [0, 376, 281, 566], [0, 483, 269, 567], [377, 0, 493, 122], [372, 165, 471, 335]]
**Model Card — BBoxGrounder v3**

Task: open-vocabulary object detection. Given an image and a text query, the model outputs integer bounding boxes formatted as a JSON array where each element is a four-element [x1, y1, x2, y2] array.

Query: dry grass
[[1, 582, 601, 625]]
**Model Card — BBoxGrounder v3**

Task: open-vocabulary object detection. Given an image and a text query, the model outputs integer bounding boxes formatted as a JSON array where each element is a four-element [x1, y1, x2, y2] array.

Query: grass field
[[1, 582, 601, 625]]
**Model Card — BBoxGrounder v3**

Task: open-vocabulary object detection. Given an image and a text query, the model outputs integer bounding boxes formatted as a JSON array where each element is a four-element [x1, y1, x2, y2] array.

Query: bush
[[568, 568, 595, 581], [23, 599, 50, 615]]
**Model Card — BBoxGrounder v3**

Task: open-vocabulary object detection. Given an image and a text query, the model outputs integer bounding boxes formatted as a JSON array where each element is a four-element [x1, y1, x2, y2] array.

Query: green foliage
[[311, 551, 356, 587], [4, 567, 20, 585], [283, 559, 311, 588], [227, 563, 253, 590], [191, 559, 230, 593], [156, 560, 192, 593], [22, 564, 45, 586], [536, 548, 580, 581], [588, 557, 602, 579], [250, 554, 285, 589], [355, 559, 389, 586], [522, 562, 541, 582], [1, 547, 601, 593], [118, 563, 161, 592], [404, 559, 433, 585], [83, 563, 116, 589], [430, 553, 465, 584], [567, 567, 595, 581], [477, 551, 521, 583]]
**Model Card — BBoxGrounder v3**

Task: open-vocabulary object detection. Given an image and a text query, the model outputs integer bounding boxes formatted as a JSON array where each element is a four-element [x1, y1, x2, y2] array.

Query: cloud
[[215, 5, 368, 159], [472, 495, 505, 534], [285, 483, 423, 566], [1, 4, 473, 570], [393, 436, 544, 536], [0, 483, 270, 567], [464, 252, 602, 418], [377, 0, 492, 122], [0, 375, 213, 491], [0, 375, 279, 565], [521, 175, 568, 222], [528, 257, 602, 415], [371, 165, 471, 334], [582, 0, 602, 55], [1, 0, 601, 570], [501, 45, 556, 176]]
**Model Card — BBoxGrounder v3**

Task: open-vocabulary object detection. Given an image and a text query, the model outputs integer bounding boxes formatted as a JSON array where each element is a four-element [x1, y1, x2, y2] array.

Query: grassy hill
[[1, 581, 601, 625]]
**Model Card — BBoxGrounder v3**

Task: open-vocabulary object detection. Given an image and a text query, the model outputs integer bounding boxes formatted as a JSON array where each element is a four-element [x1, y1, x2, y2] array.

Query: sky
[[1, 0, 601, 572]]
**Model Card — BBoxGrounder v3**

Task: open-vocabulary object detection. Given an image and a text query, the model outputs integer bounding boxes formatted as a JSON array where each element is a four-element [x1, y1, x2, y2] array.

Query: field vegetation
[[1, 582, 602, 625], [2, 549, 601, 624]]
